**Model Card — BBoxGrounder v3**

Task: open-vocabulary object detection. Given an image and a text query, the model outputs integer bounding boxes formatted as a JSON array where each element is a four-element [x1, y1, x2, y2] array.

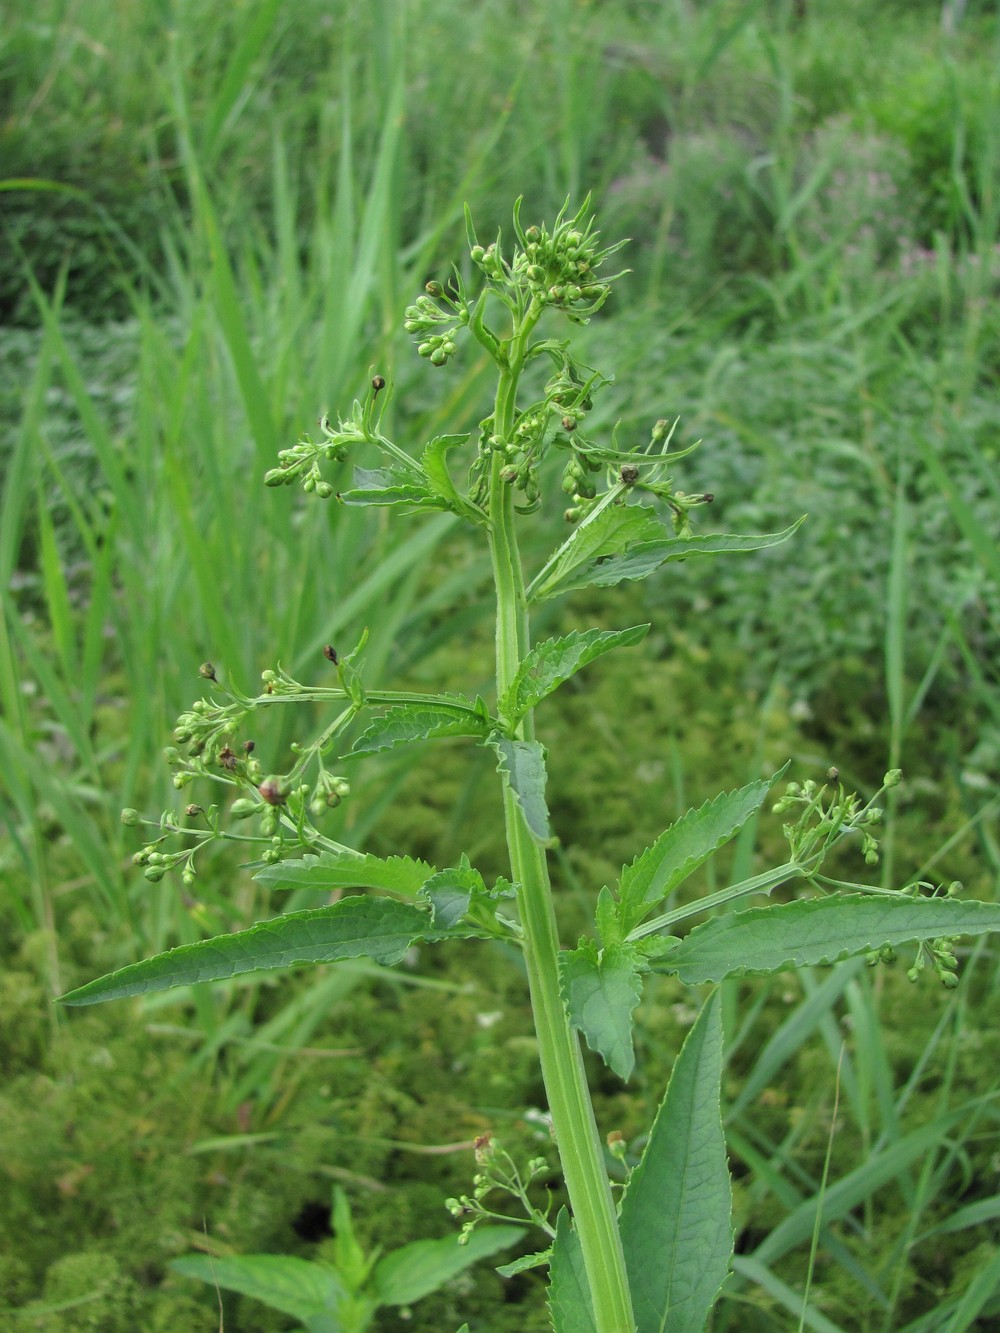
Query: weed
[[58, 200, 1000, 1332]]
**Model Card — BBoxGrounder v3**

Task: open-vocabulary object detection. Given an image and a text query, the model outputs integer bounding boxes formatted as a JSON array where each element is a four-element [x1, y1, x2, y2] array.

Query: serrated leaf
[[530, 504, 663, 601], [617, 773, 781, 935], [421, 433, 485, 523], [549, 521, 806, 596], [594, 885, 621, 947], [547, 1209, 597, 1333], [255, 849, 435, 897], [560, 939, 643, 1080], [660, 893, 1000, 985], [339, 464, 437, 508], [419, 860, 488, 928], [58, 897, 434, 1006], [620, 990, 732, 1333], [499, 625, 649, 723], [351, 702, 489, 757], [487, 736, 551, 842], [170, 1254, 346, 1326], [496, 1247, 552, 1278], [374, 1225, 524, 1307]]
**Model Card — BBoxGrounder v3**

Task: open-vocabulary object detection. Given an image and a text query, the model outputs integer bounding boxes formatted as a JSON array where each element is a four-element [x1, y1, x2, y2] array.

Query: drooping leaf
[[487, 735, 551, 842], [617, 773, 782, 935], [351, 701, 489, 757], [620, 990, 732, 1333], [421, 433, 485, 523], [548, 521, 806, 596], [58, 897, 436, 1006], [170, 1253, 347, 1327], [529, 503, 663, 601], [560, 939, 644, 1080], [659, 893, 1000, 986], [255, 849, 435, 897], [499, 625, 649, 723], [547, 1209, 597, 1333], [374, 1225, 525, 1307]]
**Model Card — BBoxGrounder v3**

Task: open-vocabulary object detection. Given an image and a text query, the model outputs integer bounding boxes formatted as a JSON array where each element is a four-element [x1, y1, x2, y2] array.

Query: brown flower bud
[[371, 375, 386, 393], [323, 644, 339, 664], [258, 778, 287, 806], [198, 662, 217, 681]]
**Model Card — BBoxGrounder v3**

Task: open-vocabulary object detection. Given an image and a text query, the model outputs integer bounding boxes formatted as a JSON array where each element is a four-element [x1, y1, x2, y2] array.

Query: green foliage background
[[2, 0, 999, 1328]]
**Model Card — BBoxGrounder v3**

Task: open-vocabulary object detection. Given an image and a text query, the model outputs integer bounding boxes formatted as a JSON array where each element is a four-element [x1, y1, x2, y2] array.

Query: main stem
[[487, 310, 636, 1333]]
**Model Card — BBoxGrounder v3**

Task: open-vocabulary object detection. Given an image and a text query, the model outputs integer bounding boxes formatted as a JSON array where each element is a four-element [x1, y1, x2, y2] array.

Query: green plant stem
[[487, 317, 636, 1333]]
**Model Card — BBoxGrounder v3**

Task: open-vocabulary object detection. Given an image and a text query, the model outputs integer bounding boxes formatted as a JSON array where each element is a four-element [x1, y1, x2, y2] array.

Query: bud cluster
[[773, 769, 897, 867], [498, 197, 627, 322], [404, 281, 468, 367], [264, 379, 389, 498], [445, 1135, 553, 1246]]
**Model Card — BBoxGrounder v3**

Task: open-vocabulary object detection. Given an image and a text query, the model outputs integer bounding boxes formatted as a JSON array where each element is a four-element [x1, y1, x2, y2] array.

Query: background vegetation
[[2, 0, 999, 1327]]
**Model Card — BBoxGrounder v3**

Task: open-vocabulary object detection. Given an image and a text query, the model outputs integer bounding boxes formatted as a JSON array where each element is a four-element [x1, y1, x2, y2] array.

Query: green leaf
[[548, 521, 806, 596], [351, 701, 489, 757], [495, 1248, 552, 1278], [421, 433, 485, 523], [560, 939, 643, 1080], [339, 464, 436, 509], [620, 990, 732, 1333], [170, 1253, 348, 1327], [529, 503, 663, 601], [255, 849, 435, 896], [58, 897, 435, 1006], [499, 625, 649, 723], [660, 893, 1000, 986], [547, 1209, 597, 1333], [617, 773, 783, 935], [418, 859, 488, 927], [374, 1225, 524, 1307], [487, 736, 551, 842]]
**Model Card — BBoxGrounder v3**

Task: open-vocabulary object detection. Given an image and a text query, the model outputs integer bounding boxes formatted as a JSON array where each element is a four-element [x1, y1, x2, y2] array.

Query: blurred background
[[2, 0, 1000, 1327]]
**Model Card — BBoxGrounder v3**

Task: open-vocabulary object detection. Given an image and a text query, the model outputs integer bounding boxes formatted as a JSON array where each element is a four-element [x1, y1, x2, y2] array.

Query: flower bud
[[430, 347, 448, 366], [315, 481, 334, 499], [883, 769, 903, 788], [199, 662, 217, 682], [258, 777, 287, 806], [230, 798, 259, 819], [121, 808, 140, 827], [144, 865, 166, 882], [620, 464, 639, 485]]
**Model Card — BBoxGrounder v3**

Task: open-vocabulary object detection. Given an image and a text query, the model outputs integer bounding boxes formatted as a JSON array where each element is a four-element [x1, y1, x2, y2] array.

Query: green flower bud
[[417, 342, 433, 357], [230, 798, 259, 819], [883, 769, 903, 788], [144, 865, 166, 882], [425, 280, 444, 297], [315, 481, 334, 499], [264, 467, 292, 487], [121, 808, 140, 826], [132, 847, 152, 866], [430, 347, 448, 366], [940, 971, 959, 989], [470, 245, 485, 264]]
